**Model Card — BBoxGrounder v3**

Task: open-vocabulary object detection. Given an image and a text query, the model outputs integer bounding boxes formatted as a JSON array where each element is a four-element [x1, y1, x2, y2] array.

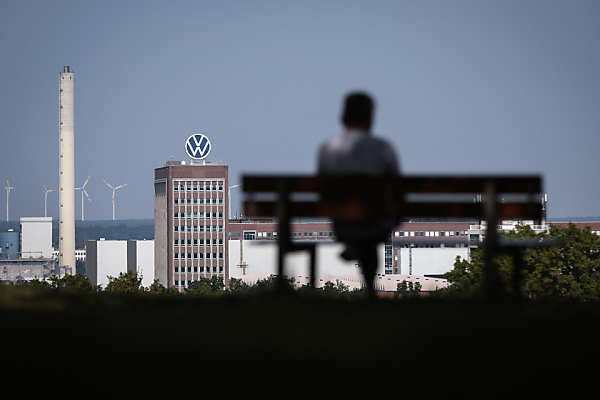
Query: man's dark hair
[[342, 92, 374, 128]]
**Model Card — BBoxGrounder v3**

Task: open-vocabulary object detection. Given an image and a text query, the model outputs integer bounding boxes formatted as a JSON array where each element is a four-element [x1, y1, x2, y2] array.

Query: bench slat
[[243, 175, 541, 194], [244, 200, 540, 221]]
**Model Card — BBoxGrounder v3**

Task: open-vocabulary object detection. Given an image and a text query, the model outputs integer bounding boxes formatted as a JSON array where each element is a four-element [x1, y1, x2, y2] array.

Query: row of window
[[395, 231, 467, 238], [174, 198, 223, 205], [175, 239, 223, 245], [174, 184, 223, 191], [174, 225, 223, 232], [227, 231, 334, 239], [175, 267, 224, 274], [174, 274, 223, 286], [174, 252, 224, 259], [175, 212, 223, 219]]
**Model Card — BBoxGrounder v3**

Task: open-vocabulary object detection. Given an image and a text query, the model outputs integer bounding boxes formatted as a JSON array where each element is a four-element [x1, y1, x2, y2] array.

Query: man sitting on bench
[[318, 92, 400, 296]]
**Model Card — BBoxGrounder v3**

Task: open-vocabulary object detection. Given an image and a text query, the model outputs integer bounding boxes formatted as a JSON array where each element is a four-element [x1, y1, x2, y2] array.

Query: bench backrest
[[243, 175, 542, 222]]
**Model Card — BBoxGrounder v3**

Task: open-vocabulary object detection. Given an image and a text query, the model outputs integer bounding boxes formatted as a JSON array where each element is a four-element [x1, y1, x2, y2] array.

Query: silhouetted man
[[318, 92, 400, 296]]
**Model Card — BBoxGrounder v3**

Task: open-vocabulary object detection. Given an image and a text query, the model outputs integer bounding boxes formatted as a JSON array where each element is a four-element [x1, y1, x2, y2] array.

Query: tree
[[104, 270, 144, 294], [186, 276, 225, 296], [49, 273, 95, 292], [227, 277, 251, 295], [444, 224, 600, 300]]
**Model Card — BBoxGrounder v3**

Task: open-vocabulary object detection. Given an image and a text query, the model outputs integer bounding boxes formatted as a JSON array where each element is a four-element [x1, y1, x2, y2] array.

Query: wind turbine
[[75, 175, 92, 221], [102, 179, 127, 220], [41, 181, 55, 218], [5, 175, 14, 222]]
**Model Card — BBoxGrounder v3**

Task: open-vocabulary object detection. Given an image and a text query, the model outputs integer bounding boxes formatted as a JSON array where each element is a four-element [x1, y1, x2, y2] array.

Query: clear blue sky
[[1, 1, 599, 221]]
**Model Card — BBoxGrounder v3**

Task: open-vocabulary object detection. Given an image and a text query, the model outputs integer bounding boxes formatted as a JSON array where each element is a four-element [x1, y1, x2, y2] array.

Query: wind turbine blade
[[82, 175, 91, 189], [102, 179, 114, 190], [83, 189, 92, 202], [115, 184, 128, 190]]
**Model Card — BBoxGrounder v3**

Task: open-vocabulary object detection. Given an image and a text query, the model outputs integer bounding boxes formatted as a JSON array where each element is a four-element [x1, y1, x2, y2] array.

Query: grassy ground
[[1, 287, 598, 396]]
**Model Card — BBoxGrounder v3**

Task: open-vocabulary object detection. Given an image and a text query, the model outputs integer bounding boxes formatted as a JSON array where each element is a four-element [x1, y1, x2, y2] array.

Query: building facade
[[86, 239, 155, 288], [154, 161, 228, 289]]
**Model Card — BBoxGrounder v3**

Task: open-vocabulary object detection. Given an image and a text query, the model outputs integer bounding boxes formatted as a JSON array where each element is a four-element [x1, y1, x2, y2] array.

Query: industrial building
[[1, 217, 59, 283], [153, 159, 600, 291], [86, 239, 154, 288]]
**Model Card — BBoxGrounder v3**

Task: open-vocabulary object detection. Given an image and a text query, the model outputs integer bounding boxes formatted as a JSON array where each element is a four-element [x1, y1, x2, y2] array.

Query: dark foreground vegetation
[[1, 271, 599, 396]]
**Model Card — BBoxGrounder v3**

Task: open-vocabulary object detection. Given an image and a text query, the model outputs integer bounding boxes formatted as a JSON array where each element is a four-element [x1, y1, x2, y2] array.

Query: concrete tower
[[59, 66, 75, 274]]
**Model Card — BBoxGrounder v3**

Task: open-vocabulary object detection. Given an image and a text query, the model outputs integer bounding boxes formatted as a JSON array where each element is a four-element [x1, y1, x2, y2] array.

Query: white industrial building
[[20, 217, 53, 258], [86, 239, 155, 288]]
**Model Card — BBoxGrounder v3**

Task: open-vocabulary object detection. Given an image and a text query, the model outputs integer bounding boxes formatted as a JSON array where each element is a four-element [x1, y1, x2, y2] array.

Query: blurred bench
[[243, 174, 543, 297]]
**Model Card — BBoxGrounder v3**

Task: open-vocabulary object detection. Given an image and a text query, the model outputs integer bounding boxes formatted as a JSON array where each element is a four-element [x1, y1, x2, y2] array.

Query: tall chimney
[[59, 66, 75, 274]]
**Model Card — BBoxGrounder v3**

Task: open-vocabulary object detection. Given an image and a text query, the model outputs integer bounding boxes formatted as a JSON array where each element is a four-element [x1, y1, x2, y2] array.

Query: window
[[174, 239, 179, 245], [193, 185, 198, 191], [174, 185, 179, 191], [175, 267, 179, 272], [187, 199, 191, 205], [194, 239, 198, 245], [194, 266, 198, 272], [219, 198, 223, 205], [319, 232, 323, 237], [199, 253, 204, 259], [187, 185, 191, 191], [187, 212, 192, 219], [219, 212, 223, 219], [243, 231, 256, 240], [200, 212, 204, 218], [219, 225, 223, 232], [199, 225, 204, 233], [219, 253, 223, 259], [194, 253, 198, 259], [174, 253, 178, 259], [193, 212, 198, 218], [219, 266, 223, 272], [212, 212, 216, 218], [213, 253, 217, 259], [187, 226, 191, 232], [174, 199, 179, 205], [219, 185, 223, 190], [199, 184, 204, 191], [206, 253, 211, 259], [212, 185, 217, 190], [213, 266, 217, 273], [181, 253, 185, 259], [219, 239, 223, 244], [187, 239, 191, 245], [174, 212, 179, 219], [175, 226, 179, 232], [188, 253, 191, 260]]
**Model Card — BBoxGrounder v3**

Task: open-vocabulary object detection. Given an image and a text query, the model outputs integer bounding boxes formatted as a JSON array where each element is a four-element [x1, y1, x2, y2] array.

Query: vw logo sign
[[185, 133, 212, 160]]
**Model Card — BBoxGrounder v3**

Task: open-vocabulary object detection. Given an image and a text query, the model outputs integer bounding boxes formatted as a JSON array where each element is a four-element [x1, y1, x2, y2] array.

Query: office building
[[154, 161, 228, 289]]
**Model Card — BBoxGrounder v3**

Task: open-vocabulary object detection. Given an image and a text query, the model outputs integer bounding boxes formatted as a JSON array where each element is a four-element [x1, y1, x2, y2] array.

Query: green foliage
[[104, 270, 144, 294], [444, 224, 600, 300], [394, 280, 422, 298], [186, 276, 225, 296], [227, 277, 251, 295], [49, 273, 95, 292]]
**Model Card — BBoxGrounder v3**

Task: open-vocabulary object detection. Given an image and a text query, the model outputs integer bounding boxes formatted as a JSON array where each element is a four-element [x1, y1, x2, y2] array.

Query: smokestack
[[59, 66, 75, 275]]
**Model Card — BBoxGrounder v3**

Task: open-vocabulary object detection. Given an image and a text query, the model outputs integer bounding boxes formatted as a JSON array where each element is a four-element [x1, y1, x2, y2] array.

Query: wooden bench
[[243, 174, 543, 297]]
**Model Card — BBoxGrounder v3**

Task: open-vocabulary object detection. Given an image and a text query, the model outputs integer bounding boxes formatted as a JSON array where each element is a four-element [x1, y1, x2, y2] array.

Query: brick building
[[154, 161, 228, 289]]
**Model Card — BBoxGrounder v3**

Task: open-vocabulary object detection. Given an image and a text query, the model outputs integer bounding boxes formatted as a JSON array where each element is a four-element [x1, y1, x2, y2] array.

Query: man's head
[[341, 92, 374, 131]]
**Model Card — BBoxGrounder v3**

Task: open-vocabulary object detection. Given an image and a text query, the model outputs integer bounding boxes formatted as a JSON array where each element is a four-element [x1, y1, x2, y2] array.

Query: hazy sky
[[1, 1, 599, 221]]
